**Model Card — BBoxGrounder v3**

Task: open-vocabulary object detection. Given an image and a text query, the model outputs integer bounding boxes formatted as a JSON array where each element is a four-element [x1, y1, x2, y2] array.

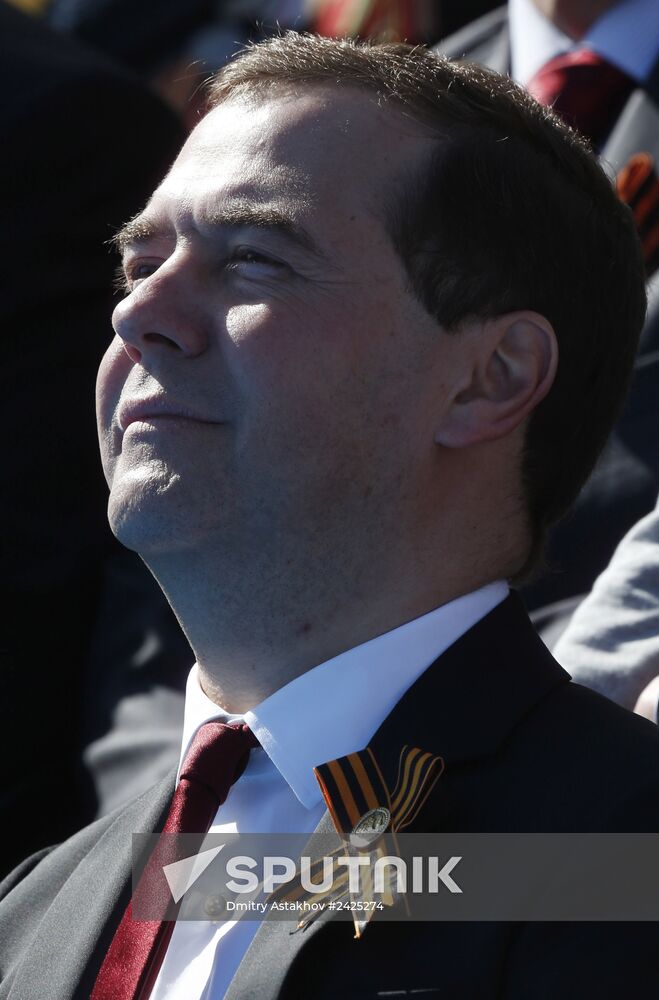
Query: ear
[[435, 312, 558, 448]]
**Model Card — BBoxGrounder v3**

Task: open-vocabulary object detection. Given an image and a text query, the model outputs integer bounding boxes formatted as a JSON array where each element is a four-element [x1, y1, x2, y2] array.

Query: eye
[[224, 247, 289, 277], [120, 259, 162, 292]]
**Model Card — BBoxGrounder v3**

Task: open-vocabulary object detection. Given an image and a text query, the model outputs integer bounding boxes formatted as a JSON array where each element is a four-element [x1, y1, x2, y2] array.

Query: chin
[[107, 502, 169, 556], [106, 475, 189, 556]]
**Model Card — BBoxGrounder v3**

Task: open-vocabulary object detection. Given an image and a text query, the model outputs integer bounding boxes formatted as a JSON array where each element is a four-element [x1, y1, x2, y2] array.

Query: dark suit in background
[[0, 0, 186, 875], [436, 6, 659, 640], [2, 595, 659, 998]]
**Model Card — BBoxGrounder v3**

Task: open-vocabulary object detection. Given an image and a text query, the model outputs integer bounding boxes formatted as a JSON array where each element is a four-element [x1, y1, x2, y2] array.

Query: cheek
[[96, 338, 132, 454], [223, 299, 359, 396], [223, 303, 316, 406]]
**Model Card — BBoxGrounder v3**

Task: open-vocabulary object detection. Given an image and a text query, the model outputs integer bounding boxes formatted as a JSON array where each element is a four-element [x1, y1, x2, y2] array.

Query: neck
[[144, 461, 525, 714]]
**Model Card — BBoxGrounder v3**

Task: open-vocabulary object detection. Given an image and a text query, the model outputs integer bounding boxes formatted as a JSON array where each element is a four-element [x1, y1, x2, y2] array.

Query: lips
[[117, 397, 221, 432]]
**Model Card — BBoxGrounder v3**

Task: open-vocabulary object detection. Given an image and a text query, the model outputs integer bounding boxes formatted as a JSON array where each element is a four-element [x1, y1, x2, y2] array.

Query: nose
[[112, 259, 210, 365]]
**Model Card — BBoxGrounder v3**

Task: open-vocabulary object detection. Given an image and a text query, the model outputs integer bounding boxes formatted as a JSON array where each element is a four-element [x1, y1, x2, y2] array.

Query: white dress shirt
[[150, 580, 508, 1000], [510, 0, 659, 86]]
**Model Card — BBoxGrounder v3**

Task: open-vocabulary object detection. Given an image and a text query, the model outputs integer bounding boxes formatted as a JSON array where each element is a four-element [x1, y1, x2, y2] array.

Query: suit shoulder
[[0, 776, 172, 984], [435, 6, 508, 60], [510, 680, 659, 828], [0, 776, 171, 922], [0, 807, 119, 908], [0, 810, 118, 983], [542, 679, 659, 761]]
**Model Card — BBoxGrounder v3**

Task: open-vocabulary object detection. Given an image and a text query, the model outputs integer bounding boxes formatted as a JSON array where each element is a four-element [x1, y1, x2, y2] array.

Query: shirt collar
[[179, 580, 509, 809], [585, 0, 659, 83], [510, 0, 659, 86], [510, 0, 572, 85]]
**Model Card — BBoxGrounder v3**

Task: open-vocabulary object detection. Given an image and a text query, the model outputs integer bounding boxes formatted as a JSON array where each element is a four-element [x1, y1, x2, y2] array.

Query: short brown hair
[[208, 32, 646, 570]]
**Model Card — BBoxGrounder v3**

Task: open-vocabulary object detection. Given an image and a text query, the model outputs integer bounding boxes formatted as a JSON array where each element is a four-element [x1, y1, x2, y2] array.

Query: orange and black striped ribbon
[[314, 744, 444, 836], [617, 152, 659, 278], [267, 744, 443, 934]]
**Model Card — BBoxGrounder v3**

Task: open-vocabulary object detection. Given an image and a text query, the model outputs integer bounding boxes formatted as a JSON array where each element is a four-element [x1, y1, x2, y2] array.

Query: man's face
[[97, 86, 462, 562]]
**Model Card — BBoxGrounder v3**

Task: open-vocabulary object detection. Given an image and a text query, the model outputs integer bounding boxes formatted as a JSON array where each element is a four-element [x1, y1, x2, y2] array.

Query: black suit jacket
[[436, 7, 659, 623], [2, 594, 659, 999]]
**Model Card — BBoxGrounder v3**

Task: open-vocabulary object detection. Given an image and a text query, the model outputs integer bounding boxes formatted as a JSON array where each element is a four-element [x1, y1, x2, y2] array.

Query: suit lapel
[[438, 7, 510, 75], [224, 811, 342, 1000], [601, 85, 659, 172], [225, 593, 570, 1000], [7, 776, 173, 1000], [473, 19, 509, 75]]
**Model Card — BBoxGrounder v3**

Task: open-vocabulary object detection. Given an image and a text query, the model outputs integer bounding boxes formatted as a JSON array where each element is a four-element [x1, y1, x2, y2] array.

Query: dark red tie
[[91, 722, 259, 1000], [527, 49, 635, 145]]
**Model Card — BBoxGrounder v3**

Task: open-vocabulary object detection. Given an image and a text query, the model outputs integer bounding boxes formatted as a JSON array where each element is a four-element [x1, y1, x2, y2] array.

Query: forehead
[[148, 85, 433, 232]]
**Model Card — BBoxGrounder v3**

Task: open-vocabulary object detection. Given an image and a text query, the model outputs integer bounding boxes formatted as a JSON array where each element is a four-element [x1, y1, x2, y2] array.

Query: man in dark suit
[[2, 32, 659, 1000], [436, 0, 659, 642], [0, 0, 185, 873]]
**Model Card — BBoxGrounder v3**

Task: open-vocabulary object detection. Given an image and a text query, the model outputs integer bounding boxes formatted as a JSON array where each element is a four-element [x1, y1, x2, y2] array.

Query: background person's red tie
[[527, 49, 635, 146], [91, 721, 259, 1000]]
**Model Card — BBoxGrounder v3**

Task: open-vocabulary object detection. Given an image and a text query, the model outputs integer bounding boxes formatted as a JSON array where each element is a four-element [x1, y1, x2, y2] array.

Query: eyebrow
[[112, 214, 161, 253], [113, 204, 328, 263]]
